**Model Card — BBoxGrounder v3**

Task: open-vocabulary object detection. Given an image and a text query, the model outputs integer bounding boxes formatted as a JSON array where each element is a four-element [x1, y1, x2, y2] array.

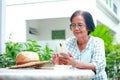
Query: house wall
[[6, 0, 96, 42], [5, 0, 120, 43], [96, 0, 120, 42], [0, 0, 6, 53], [26, 18, 73, 40]]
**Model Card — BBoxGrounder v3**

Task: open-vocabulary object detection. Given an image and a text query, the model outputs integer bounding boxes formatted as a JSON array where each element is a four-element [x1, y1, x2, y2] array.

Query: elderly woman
[[51, 10, 107, 80]]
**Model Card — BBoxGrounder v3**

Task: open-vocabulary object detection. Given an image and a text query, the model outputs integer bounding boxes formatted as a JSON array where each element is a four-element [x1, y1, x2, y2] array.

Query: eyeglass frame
[[70, 23, 86, 29]]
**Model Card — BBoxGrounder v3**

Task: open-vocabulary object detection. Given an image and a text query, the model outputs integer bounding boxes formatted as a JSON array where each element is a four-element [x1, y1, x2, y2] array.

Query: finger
[[53, 53, 59, 58], [60, 53, 69, 58], [68, 52, 73, 57], [51, 53, 59, 64], [59, 58, 68, 65], [56, 53, 59, 57]]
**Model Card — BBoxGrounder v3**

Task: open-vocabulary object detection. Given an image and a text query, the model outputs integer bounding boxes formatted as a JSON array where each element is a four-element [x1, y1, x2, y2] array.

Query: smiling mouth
[[75, 31, 82, 34]]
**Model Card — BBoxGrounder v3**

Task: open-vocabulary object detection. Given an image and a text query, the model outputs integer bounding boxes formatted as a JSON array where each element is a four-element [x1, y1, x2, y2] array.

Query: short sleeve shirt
[[65, 36, 107, 80]]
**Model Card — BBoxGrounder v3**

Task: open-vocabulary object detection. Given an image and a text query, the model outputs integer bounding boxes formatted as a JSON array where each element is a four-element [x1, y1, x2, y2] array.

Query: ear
[[86, 28, 90, 35]]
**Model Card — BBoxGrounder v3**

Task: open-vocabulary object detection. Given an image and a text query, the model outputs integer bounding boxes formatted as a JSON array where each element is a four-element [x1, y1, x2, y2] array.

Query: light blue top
[[65, 36, 107, 80]]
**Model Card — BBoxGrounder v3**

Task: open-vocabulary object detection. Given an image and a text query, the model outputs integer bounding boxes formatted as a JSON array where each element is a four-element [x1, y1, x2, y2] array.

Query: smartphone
[[56, 42, 68, 58]]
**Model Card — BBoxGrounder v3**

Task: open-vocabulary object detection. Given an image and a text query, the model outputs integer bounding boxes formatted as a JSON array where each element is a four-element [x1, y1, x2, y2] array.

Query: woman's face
[[70, 15, 89, 39]]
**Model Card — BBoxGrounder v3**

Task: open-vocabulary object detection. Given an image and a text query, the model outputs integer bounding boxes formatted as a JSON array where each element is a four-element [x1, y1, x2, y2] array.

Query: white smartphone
[[56, 42, 68, 58]]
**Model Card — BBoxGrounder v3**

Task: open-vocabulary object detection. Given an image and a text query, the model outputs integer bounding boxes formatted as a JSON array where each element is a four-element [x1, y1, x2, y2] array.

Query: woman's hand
[[59, 52, 77, 66], [51, 53, 69, 65], [51, 52, 77, 66], [51, 53, 59, 64]]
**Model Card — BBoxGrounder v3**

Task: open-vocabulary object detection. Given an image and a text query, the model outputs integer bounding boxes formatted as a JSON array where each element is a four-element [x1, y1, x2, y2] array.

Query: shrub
[[0, 39, 54, 68]]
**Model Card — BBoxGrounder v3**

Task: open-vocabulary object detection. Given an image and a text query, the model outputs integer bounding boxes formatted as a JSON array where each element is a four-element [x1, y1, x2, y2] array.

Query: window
[[113, 3, 117, 14], [103, 0, 118, 14], [52, 30, 65, 40]]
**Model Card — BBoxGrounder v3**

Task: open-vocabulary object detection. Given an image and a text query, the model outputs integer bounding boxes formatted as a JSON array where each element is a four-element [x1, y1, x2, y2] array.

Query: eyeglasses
[[70, 23, 86, 29]]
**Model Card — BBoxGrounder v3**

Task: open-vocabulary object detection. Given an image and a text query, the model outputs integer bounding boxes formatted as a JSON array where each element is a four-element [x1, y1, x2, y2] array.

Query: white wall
[[96, 0, 120, 43], [6, 0, 96, 42], [0, 0, 6, 53], [26, 18, 73, 40], [96, 8, 120, 42], [96, 8, 118, 32]]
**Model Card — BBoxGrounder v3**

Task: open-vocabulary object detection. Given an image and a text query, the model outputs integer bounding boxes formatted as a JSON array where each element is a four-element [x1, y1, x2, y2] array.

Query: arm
[[72, 60, 95, 72], [61, 53, 96, 72], [91, 39, 106, 74]]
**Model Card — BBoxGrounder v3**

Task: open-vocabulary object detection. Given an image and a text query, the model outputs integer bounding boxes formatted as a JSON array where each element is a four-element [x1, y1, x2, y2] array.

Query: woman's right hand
[[51, 53, 59, 64]]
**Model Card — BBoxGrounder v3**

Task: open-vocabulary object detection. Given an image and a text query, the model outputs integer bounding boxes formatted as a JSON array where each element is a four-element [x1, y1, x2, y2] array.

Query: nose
[[74, 26, 79, 30]]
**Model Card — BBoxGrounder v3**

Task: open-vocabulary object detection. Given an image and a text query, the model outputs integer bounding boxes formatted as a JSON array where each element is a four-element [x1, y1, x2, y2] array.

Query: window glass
[[52, 30, 65, 40]]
